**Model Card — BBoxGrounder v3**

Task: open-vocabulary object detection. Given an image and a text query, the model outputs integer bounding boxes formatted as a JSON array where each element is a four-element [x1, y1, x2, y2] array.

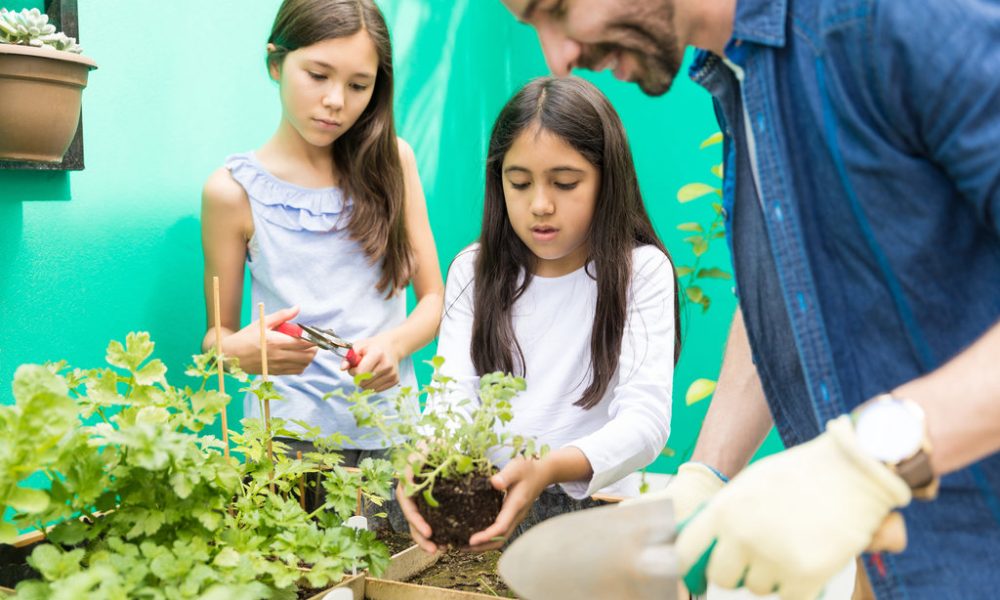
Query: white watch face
[[855, 398, 923, 463]]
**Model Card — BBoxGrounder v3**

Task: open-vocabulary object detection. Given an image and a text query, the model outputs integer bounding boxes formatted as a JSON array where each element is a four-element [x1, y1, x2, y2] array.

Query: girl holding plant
[[400, 76, 679, 552], [199, 0, 443, 463]]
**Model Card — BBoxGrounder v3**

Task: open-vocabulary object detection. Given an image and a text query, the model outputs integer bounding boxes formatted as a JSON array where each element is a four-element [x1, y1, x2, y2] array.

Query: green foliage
[[0, 333, 393, 597], [340, 360, 546, 506], [674, 132, 734, 407], [675, 132, 732, 316], [0, 8, 82, 53]]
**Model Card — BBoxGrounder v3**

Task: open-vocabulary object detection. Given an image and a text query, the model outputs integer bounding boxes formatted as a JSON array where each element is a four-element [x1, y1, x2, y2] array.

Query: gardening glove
[[676, 415, 912, 600], [623, 461, 727, 522]]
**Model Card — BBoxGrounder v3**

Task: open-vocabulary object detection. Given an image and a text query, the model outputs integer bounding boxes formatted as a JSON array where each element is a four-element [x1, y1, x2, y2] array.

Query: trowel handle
[[866, 511, 907, 553]]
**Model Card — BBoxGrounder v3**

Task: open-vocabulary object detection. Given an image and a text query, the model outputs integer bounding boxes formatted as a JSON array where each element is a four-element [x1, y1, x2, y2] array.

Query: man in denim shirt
[[501, 0, 1000, 597]]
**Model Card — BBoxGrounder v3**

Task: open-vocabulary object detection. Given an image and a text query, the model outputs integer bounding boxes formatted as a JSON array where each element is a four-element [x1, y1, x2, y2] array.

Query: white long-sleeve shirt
[[432, 244, 675, 499]]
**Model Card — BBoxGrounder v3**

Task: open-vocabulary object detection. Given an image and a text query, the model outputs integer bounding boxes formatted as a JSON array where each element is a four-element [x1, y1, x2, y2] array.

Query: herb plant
[[343, 358, 546, 509], [0, 333, 393, 599]]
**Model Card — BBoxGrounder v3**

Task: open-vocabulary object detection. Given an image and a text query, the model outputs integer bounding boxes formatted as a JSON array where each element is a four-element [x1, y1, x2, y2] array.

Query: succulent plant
[[0, 7, 82, 53]]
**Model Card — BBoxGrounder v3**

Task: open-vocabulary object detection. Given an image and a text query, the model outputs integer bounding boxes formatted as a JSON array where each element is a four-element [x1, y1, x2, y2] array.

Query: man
[[498, 0, 1000, 597]]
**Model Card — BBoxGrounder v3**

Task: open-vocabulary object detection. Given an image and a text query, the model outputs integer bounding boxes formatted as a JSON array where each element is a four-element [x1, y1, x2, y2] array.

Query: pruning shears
[[274, 322, 361, 368]]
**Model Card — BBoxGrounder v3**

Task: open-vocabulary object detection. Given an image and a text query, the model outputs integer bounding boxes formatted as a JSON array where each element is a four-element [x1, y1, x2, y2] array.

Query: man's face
[[501, 0, 683, 96]]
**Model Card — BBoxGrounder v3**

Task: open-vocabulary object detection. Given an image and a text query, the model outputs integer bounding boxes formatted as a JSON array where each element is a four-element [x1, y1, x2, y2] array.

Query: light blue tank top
[[225, 152, 416, 449]]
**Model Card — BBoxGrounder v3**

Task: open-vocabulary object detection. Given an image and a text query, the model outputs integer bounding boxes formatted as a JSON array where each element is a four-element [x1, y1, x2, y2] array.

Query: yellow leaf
[[711, 164, 723, 179], [686, 378, 717, 406], [677, 183, 716, 203], [700, 132, 723, 149]]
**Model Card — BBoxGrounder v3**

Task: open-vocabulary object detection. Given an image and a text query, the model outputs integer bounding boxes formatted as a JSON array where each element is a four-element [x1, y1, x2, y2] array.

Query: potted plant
[[0, 8, 97, 163], [0, 333, 395, 598], [346, 359, 547, 548]]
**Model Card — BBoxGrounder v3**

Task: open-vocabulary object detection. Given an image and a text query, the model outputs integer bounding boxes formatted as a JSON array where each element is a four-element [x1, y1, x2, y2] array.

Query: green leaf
[[696, 267, 732, 280], [685, 287, 704, 303], [676, 266, 694, 277], [12, 364, 69, 405], [27, 545, 85, 581], [455, 455, 473, 473], [133, 359, 167, 386], [0, 521, 18, 544], [693, 239, 709, 257], [7, 486, 50, 513], [711, 163, 724, 179], [677, 183, 717, 203], [106, 332, 155, 371], [686, 379, 717, 406], [170, 471, 193, 499], [422, 488, 440, 508], [675, 222, 703, 232], [711, 202, 724, 215], [212, 547, 241, 568], [660, 446, 677, 458], [700, 132, 723, 149]]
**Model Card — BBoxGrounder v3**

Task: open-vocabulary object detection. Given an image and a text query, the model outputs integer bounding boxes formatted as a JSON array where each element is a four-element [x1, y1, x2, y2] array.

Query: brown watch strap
[[896, 450, 938, 499]]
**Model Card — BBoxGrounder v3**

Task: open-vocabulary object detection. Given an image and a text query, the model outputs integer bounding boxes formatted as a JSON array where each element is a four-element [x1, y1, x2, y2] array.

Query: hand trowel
[[498, 497, 683, 600], [498, 496, 907, 600]]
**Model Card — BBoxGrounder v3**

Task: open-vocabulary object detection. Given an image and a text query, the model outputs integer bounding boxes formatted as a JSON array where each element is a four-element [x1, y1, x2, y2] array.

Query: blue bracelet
[[690, 461, 729, 483]]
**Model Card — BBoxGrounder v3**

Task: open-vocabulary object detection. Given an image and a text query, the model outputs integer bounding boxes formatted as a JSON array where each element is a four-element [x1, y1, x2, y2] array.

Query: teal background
[[0, 0, 781, 481]]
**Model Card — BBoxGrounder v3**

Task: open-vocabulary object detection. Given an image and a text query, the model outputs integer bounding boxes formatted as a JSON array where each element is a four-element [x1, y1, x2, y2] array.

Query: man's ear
[[266, 43, 281, 81]]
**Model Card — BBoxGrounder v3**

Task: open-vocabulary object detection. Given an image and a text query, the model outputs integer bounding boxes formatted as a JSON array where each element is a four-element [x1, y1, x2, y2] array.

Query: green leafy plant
[[344, 358, 546, 508], [675, 131, 731, 315], [0, 333, 393, 599], [641, 133, 734, 491], [0, 8, 81, 53]]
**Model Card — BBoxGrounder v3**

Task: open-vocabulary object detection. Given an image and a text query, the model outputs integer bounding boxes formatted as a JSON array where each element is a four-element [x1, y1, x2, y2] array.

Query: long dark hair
[[267, 0, 411, 296], [472, 76, 681, 409]]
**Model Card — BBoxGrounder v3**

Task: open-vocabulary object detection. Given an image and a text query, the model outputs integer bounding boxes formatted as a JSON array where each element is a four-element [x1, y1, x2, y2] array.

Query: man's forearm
[[691, 306, 774, 479], [894, 319, 1000, 475]]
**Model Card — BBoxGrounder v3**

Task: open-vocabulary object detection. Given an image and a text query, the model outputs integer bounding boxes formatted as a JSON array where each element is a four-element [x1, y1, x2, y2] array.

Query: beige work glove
[[676, 416, 912, 600], [624, 461, 727, 522]]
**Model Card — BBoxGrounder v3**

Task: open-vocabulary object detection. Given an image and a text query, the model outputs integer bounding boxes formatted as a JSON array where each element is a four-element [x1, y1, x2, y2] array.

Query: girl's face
[[502, 125, 600, 277], [269, 29, 379, 148]]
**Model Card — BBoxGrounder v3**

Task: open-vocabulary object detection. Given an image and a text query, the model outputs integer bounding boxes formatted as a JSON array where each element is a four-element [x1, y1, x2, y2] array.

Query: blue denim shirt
[[690, 0, 1000, 596]]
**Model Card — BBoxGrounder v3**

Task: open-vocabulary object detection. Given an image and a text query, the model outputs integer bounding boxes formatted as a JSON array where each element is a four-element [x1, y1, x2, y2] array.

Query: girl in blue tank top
[[199, 0, 444, 457]]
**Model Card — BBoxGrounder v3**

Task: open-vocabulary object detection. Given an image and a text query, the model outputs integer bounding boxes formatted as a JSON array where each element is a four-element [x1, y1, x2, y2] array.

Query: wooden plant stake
[[259, 303, 275, 492], [297, 450, 306, 510], [212, 276, 230, 459]]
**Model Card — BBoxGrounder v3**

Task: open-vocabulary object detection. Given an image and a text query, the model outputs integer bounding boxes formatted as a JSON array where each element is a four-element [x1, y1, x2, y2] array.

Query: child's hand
[[396, 465, 438, 554], [344, 334, 400, 392], [222, 306, 318, 374], [466, 457, 551, 552]]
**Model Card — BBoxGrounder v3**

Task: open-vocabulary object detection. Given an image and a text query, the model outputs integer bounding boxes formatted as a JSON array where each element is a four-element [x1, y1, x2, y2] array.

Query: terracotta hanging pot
[[0, 44, 97, 163]]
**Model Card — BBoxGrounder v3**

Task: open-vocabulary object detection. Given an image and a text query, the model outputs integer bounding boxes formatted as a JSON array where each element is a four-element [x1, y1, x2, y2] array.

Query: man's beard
[[577, 3, 683, 96]]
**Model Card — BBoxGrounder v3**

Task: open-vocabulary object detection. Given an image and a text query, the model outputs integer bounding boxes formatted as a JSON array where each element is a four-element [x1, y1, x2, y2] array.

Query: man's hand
[[676, 416, 912, 600], [624, 462, 726, 522]]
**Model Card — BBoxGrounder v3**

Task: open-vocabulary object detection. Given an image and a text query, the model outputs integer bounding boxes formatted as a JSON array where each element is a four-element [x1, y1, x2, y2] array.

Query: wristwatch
[[852, 394, 939, 500]]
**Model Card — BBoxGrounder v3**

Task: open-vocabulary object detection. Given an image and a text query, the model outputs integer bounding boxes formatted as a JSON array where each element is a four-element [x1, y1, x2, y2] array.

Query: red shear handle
[[274, 322, 303, 338], [345, 348, 360, 369]]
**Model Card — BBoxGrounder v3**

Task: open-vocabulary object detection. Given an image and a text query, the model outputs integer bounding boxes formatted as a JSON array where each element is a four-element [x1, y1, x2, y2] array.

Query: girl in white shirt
[[400, 76, 680, 552]]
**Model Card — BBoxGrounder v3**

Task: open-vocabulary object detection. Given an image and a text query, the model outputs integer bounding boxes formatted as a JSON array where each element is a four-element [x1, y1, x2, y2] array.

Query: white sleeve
[[562, 247, 675, 498], [424, 248, 481, 422]]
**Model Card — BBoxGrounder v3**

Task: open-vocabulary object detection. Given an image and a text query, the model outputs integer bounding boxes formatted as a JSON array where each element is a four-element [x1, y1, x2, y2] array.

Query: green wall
[[0, 0, 780, 477]]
